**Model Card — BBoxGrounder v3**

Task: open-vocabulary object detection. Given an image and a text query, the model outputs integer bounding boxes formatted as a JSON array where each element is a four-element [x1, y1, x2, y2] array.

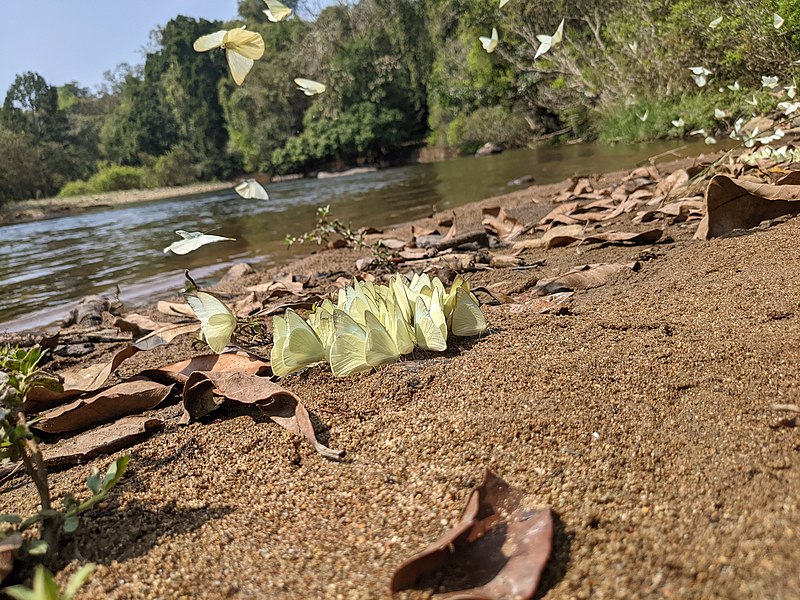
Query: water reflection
[[0, 140, 703, 329]]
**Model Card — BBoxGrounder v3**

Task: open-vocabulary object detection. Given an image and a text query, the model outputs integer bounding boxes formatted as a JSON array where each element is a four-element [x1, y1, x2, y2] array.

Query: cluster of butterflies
[[162, 179, 269, 255], [271, 273, 488, 378], [192, 0, 326, 94], [480, 0, 564, 60]]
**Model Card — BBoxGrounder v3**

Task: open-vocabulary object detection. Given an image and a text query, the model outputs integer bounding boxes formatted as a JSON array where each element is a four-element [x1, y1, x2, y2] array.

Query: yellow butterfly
[[264, 0, 293, 22], [329, 309, 371, 377], [364, 311, 400, 367], [184, 286, 237, 354], [193, 27, 265, 86], [535, 18, 564, 60], [234, 178, 269, 200], [271, 309, 326, 376], [414, 295, 448, 352], [450, 288, 488, 337], [479, 28, 499, 54], [163, 230, 234, 255], [294, 78, 327, 96]]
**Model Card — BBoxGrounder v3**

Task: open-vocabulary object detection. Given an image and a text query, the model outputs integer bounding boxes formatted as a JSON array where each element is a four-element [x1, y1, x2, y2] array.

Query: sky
[[0, 1, 242, 94]]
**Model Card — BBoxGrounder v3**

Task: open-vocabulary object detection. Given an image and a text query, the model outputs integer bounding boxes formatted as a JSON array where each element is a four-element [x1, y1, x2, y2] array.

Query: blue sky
[[0, 1, 242, 94]]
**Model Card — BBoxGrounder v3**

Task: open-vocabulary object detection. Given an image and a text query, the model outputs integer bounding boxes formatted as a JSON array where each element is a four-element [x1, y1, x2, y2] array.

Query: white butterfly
[[263, 0, 293, 22], [499, 0, 511, 7], [786, 83, 796, 99], [479, 27, 499, 53], [193, 27, 265, 86], [745, 94, 759, 106], [708, 16, 723, 29], [671, 117, 685, 128], [163, 231, 235, 255], [636, 110, 649, 122], [294, 78, 327, 96], [688, 128, 706, 137], [762, 75, 779, 88], [535, 19, 565, 60], [714, 108, 727, 119], [271, 309, 326, 376], [234, 178, 269, 200], [628, 40, 638, 53], [704, 136, 717, 145], [413, 295, 448, 352], [329, 309, 371, 377], [184, 288, 237, 354], [689, 66, 712, 88], [727, 80, 740, 91], [774, 13, 785, 29]]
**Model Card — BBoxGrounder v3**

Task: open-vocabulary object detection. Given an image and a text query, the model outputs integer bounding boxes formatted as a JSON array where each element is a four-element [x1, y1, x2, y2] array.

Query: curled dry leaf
[[0, 533, 23, 585], [144, 351, 271, 384], [134, 322, 201, 351], [512, 225, 586, 251], [232, 291, 262, 317], [391, 470, 553, 599], [114, 313, 172, 336], [156, 300, 195, 318], [378, 238, 407, 250], [655, 168, 690, 198], [578, 228, 663, 245], [634, 200, 704, 224], [179, 371, 343, 459], [535, 262, 639, 295], [42, 416, 164, 467], [695, 175, 800, 239], [508, 291, 574, 314], [34, 379, 173, 434], [482, 207, 526, 240]]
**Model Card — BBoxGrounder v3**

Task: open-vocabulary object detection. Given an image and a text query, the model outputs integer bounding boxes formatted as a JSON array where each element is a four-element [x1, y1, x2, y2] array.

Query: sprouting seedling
[[294, 78, 327, 96], [263, 0, 293, 22], [479, 28, 499, 54], [163, 231, 235, 255], [534, 19, 565, 60], [4, 563, 96, 600], [193, 27, 265, 86], [235, 178, 269, 200]]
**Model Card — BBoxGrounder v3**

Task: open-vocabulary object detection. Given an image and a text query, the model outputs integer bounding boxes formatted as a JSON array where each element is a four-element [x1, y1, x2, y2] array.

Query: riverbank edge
[[0, 182, 232, 226]]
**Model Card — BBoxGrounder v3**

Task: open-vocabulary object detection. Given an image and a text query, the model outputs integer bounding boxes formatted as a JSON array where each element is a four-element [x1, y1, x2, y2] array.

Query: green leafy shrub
[[447, 107, 530, 154], [147, 146, 199, 187], [87, 164, 147, 192], [57, 180, 95, 198]]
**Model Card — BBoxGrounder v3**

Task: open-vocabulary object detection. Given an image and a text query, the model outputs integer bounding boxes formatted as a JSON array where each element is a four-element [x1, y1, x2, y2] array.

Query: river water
[[0, 140, 704, 331]]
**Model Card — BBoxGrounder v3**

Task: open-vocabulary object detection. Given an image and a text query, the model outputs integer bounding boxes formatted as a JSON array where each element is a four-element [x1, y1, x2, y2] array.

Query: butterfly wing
[[329, 310, 370, 377], [235, 179, 269, 200], [450, 288, 488, 337], [534, 36, 553, 59], [193, 30, 226, 52], [552, 19, 565, 45], [499, 0, 511, 7], [226, 50, 255, 86], [270, 315, 290, 376], [164, 232, 234, 255], [224, 28, 265, 60], [185, 291, 236, 353], [293, 78, 326, 95], [414, 297, 447, 352], [265, 0, 294, 21], [364, 311, 399, 367], [283, 309, 326, 373]]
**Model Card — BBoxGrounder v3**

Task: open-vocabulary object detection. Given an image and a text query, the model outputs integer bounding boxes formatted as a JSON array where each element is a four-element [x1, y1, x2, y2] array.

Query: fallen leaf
[[512, 225, 586, 251], [482, 207, 526, 240], [180, 371, 343, 459], [400, 248, 432, 260], [26, 345, 141, 412], [656, 169, 690, 197], [42, 416, 164, 466], [379, 238, 406, 250], [232, 292, 262, 317], [391, 470, 553, 599], [34, 380, 173, 434], [508, 291, 574, 314], [114, 314, 171, 336], [134, 322, 201, 351], [535, 262, 639, 295], [490, 254, 525, 268], [156, 300, 195, 318], [538, 202, 579, 226], [0, 533, 22, 585], [145, 351, 271, 384], [441, 212, 458, 242], [579, 229, 663, 245], [695, 175, 800, 239]]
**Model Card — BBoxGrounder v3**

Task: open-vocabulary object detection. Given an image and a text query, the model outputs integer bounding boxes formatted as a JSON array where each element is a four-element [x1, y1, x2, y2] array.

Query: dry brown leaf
[[232, 292, 262, 317], [482, 207, 525, 240], [0, 533, 22, 585], [573, 177, 593, 196], [441, 212, 458, 242], [489, 254, 525, 268], [656, 169, 690, 197], [378, 238, 406, 250], [400, 248, 431, 260], [512, 225, 586, 251], [508, 291, 574, 314], [538, 202, 579, 226], [26, 345, 141, 412], [34, 379, 173, 434], [114, 314, 171, 336], [42, 416, 164, 466], [391, 470, 553, 599], [695, 175, 800, 239], [535, 262, 639, 295], [579, 229, 663, 245], [634, 200, 704, 224], [145, 351, 271, 384], [134, 322, 201, 351], [156, 300, 195, 318], [180, 371, 343, 459], [776, 171, 800, 185]]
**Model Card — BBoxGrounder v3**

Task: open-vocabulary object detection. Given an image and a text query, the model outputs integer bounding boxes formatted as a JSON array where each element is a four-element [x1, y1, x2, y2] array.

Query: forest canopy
[[1, 0, 798, 203]]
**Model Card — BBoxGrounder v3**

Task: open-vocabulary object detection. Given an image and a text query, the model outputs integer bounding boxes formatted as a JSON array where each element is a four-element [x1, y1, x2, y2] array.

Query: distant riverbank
[[0, 182, 232, 226]]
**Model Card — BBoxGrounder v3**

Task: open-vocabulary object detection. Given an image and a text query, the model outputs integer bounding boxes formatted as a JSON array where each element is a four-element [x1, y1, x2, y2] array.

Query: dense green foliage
[[1, 0, 799, 204]]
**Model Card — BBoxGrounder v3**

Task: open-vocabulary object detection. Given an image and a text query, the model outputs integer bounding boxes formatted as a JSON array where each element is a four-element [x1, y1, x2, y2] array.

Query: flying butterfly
[[193, 27, 265, 86], [774, 13, 785, 29], [479, 28, 499, 54], [234, 178, 269, 200], [264, 0, 294, 22], [163, 230, 235, 255], [534, 18, 565, 60], [294, 78, 327, 96]]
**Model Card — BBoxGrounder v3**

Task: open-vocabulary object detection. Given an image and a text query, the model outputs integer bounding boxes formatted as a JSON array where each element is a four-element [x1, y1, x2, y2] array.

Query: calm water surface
[[0, 140, 704, 330]]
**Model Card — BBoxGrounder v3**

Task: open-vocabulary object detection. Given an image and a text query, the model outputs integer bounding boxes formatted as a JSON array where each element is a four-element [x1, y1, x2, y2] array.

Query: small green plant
[[285, 205, 395, 269], [0, 346, 129, 565], [4, 563, 95, 600]]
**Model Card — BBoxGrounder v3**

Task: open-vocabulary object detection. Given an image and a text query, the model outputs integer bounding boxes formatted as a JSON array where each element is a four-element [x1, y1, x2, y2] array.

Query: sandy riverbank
[[1, 153, 798, 598], [0, 182, 232, 226]]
